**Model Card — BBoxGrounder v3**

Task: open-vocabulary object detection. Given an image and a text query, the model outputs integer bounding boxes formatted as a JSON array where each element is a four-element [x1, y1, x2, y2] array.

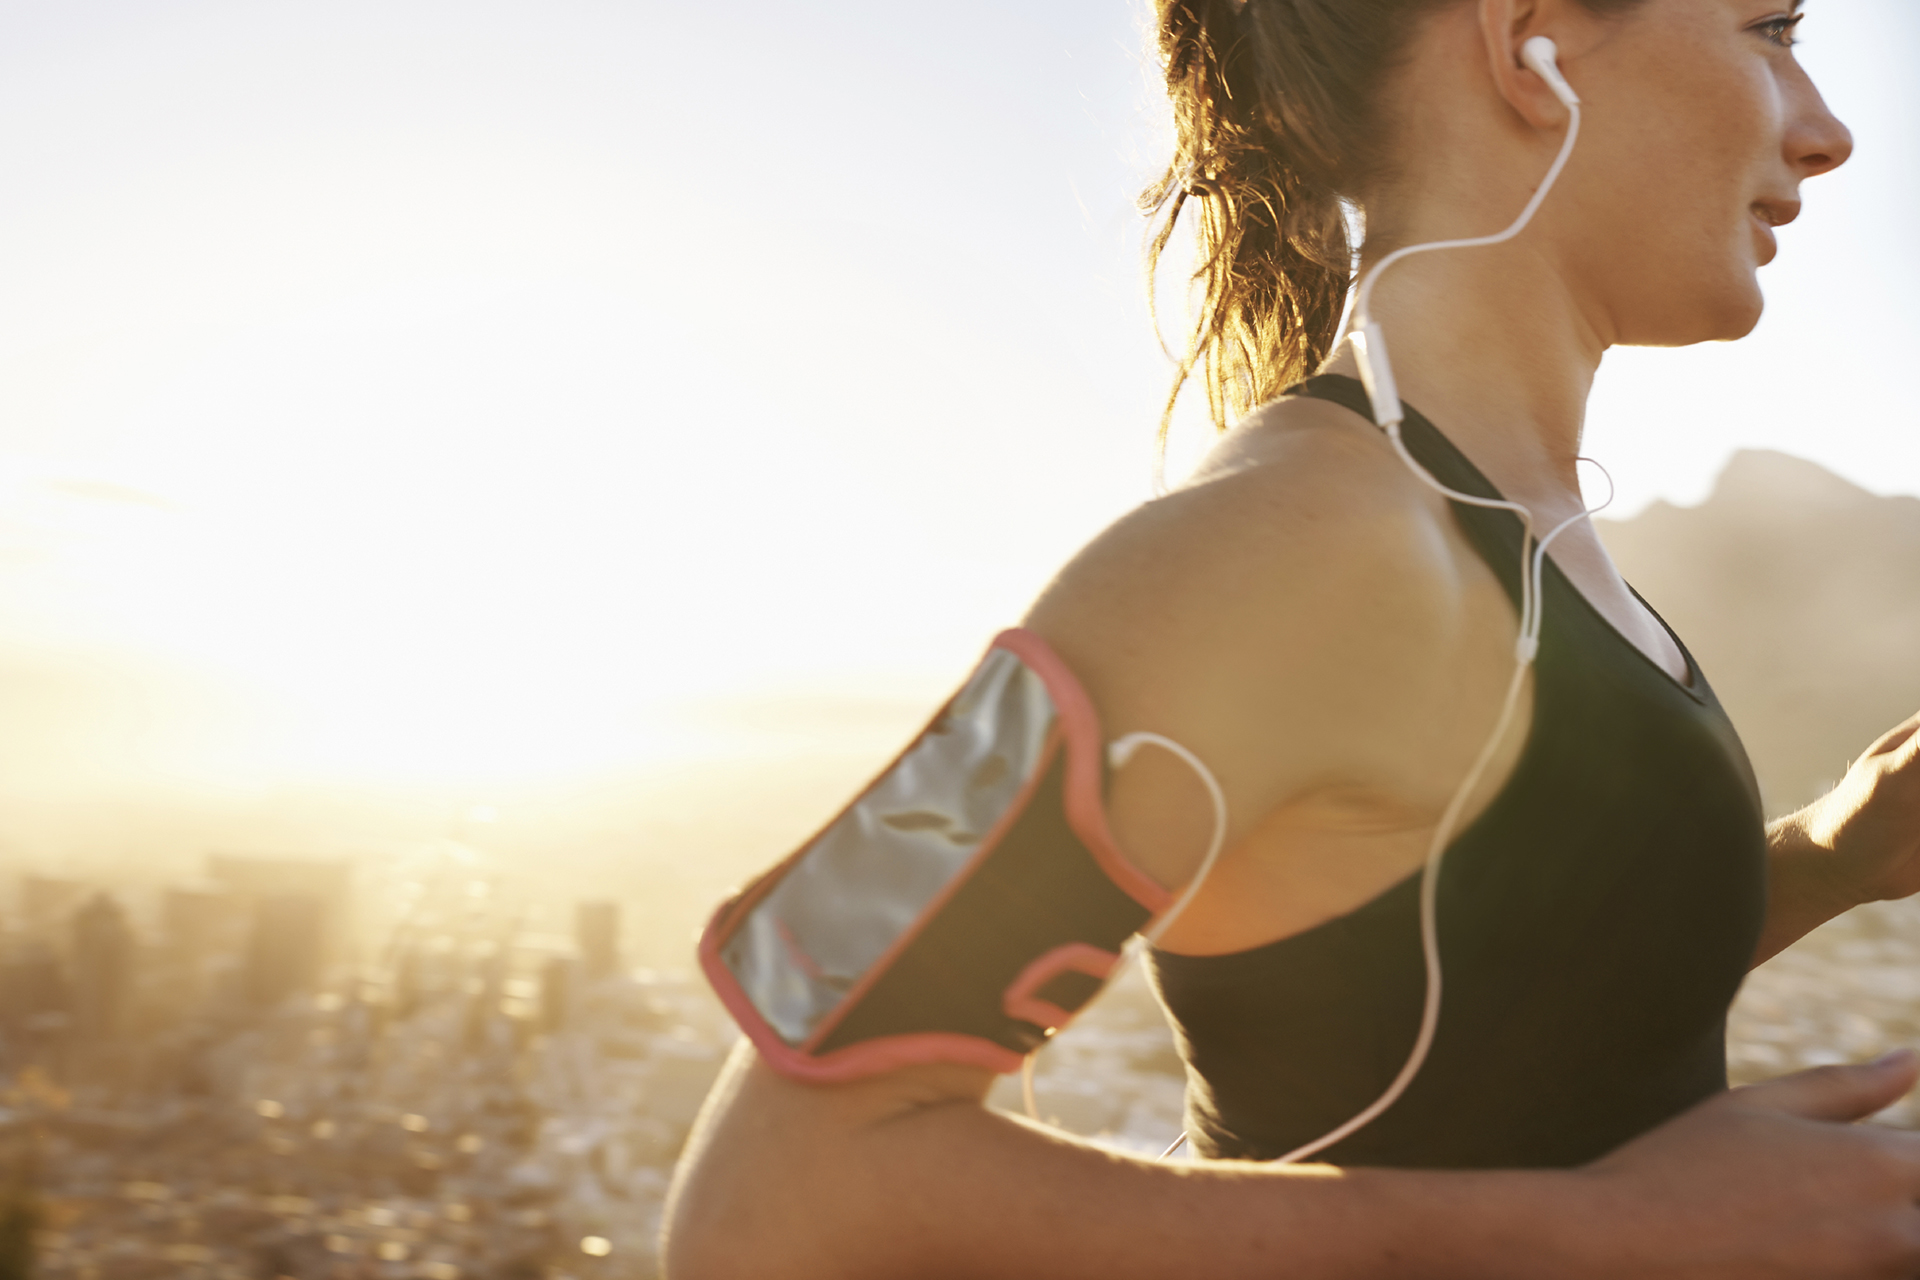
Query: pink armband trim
[[991, 629, 1174, 915], [1002, 942, 1123, 1032]]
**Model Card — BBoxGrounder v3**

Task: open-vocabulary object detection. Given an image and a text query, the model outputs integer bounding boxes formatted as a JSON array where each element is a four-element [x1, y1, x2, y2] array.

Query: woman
[[666, 0, 1920, 1273]]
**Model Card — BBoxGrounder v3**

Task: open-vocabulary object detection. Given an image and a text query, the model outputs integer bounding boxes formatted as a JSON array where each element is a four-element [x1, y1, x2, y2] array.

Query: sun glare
[[1, 1, 1913, 800]]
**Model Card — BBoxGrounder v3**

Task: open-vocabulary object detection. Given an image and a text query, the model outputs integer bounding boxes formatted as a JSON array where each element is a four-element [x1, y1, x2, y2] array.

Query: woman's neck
[[1324, 240, 1607, 526]]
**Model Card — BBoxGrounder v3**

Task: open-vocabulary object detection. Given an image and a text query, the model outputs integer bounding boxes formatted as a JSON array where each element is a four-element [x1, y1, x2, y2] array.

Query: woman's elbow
[[661, 1044, 790, 1279], [661, 1042, 954, 1280]]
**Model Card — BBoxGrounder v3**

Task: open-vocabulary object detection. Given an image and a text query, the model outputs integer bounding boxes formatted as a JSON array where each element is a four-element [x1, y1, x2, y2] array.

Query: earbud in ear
[[1520, 36, 1580, 109]]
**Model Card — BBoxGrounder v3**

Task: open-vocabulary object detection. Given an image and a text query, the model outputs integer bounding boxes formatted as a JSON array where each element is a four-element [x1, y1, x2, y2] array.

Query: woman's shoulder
[[1019, 393, 1515, 870], [1026, 392, 1467, 669]]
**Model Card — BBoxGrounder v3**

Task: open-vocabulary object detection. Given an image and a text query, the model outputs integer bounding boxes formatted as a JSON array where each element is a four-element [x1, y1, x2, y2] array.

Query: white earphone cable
[[1352, 103, 1582, 333], [1109, 732, 1233, 951], [1023, 731, 1232, 1126], [1267, 82, 1590, 1166]]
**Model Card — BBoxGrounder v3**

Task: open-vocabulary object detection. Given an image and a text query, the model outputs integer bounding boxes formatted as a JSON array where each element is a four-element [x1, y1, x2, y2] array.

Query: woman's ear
[[1477, 0, 1581, 129]]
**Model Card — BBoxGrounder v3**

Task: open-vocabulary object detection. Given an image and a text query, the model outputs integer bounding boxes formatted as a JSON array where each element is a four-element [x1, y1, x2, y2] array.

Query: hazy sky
[[0, 0, 1914, 791]]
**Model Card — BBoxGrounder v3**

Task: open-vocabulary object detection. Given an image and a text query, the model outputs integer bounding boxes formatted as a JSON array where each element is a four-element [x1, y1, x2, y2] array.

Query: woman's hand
[[1756, 711, 1920, 963], [1800, 711, 1920, 903], [1577, 1050, 1920, 1280]]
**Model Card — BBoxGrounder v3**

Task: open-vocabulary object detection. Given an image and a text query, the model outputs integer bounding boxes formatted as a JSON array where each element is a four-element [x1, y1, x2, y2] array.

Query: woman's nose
[[1789, 71, 1853, 179]]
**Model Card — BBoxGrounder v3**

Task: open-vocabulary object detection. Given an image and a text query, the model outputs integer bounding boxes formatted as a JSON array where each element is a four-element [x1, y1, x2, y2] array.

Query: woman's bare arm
[[1754, 711, 1920, 965], [663, 1044, 1920, 1279]]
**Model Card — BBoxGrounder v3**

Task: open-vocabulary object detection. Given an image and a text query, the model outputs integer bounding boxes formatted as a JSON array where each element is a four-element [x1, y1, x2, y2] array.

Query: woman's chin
[[1625, 283, 1766, 348], [1716, 285, 1768, 342], [1706, 271, 1769, 341]]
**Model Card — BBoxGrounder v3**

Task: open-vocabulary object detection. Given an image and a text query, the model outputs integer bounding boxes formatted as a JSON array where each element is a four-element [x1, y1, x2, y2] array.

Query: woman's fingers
[[1865, 711, 1920, 759], [1732, 1048, 1920, 1123], [1895, 714, 1920, 763]]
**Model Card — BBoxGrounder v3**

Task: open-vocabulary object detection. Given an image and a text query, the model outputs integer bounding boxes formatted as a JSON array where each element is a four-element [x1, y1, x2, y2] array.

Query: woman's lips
[[1751, 211, 1779, 264], [1749, 198, 1801, 266]]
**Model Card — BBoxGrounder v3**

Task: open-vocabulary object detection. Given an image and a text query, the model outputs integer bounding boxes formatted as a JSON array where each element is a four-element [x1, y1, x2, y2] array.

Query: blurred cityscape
[[0, 840, 736, 1280], [2, 832, 1917, 1280]]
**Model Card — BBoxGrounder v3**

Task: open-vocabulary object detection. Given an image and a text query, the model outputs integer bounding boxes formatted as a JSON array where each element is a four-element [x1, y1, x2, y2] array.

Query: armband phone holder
[[699, 629, 1174, 1082]]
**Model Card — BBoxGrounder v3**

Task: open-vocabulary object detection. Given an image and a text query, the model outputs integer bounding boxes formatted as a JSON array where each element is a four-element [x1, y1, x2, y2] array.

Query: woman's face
[[1562, 0, 1851, 346]]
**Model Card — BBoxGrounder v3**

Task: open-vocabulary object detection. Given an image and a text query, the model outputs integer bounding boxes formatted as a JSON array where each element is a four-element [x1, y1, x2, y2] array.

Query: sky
[[0, 0, 1914, 795]]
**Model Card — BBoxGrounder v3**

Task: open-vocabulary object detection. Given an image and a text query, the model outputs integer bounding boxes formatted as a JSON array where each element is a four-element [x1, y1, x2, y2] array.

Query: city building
[[574, 901, 619, 980], [69, 893, 132, 1041], [245, 894, 326, 1008]]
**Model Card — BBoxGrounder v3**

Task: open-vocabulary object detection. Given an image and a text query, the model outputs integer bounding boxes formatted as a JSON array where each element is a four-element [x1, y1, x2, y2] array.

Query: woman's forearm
[[666, 1045, 1920, 1280], [662, 1045, 1599, 1280], [794, 1104, 1596, 1280], [1753, 811, 1857, 965], [1753, 712, 1920, 966]]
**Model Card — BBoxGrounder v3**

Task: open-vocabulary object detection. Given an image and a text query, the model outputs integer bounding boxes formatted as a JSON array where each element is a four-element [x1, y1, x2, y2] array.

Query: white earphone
[[1521, 36, 1580, 110]]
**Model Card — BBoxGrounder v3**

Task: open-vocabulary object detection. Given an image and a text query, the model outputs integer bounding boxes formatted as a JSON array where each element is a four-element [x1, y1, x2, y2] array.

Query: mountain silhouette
[[1598, 451, 1920, 816]]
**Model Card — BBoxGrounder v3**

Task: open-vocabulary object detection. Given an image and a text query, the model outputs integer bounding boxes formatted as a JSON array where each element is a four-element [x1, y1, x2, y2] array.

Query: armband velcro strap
[[699, 628, 1172, 1082]]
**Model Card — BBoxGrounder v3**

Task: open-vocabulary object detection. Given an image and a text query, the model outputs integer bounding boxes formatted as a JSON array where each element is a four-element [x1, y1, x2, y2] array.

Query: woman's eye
[[1753, 14, 1805, 48]]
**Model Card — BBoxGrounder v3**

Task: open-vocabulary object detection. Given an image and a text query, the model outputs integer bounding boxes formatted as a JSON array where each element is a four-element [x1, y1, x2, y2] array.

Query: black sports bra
[[1149, 375, 1768, 1169]]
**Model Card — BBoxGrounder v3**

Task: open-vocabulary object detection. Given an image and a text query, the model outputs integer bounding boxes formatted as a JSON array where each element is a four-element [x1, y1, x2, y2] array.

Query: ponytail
[[1144, 0, 1640, 444], [1144, 0, 1368, 446]]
